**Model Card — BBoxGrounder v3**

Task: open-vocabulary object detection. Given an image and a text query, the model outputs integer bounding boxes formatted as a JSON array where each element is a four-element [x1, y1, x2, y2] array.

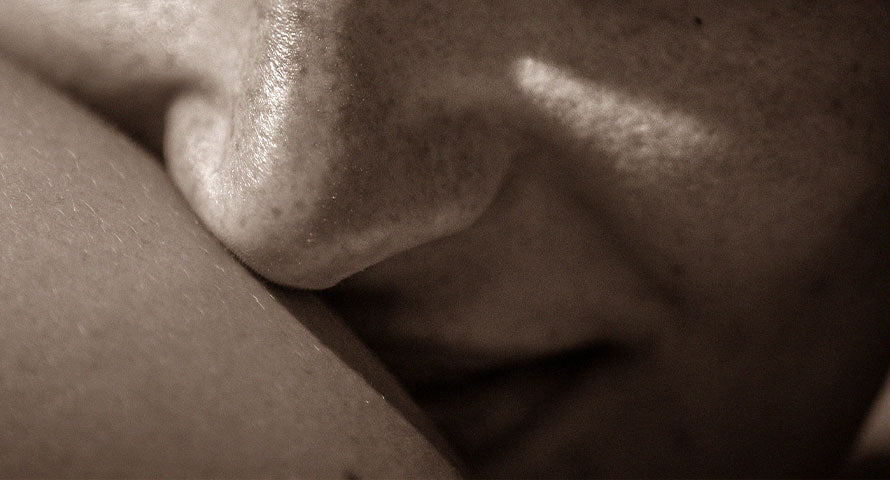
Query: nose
[[0, 0, 522, 289], [166, 1, 523, 288]]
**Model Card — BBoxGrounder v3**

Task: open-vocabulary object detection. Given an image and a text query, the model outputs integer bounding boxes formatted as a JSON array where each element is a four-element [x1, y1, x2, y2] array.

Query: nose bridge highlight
[[513, 57, 722, 178]]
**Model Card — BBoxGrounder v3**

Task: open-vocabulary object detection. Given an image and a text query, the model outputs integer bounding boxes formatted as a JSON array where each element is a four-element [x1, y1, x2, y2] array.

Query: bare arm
[[0, 58, 456, 477]]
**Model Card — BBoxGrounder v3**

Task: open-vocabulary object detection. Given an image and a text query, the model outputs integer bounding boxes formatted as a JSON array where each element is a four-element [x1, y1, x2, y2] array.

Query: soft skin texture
[[1, 0, 890, 477], [0, 59, 457, 478]]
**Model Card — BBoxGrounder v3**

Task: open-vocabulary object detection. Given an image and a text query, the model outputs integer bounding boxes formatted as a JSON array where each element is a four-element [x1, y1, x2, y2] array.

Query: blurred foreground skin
[[1, 0, 889, 477], [0, 59, 457, 478]]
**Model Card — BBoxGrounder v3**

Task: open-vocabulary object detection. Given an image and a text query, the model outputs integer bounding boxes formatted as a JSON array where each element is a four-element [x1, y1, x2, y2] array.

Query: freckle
[[670, 264, 687, 277], [343, 470, 360, 480], [806, 275, 831, 299], [830, 97, 843, 112], [693, 16, 703, 26], [270, 206, 282, 217], [670, 425, 691, 448]]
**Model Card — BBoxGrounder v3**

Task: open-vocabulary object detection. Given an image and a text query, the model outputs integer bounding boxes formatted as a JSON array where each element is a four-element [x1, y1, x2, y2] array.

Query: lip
[[320, 252, 667, 475], [330, 315, 628, 385], [323, 270, 670, 382], [403, 340, 626, 472], [320, 275, 641, 469]]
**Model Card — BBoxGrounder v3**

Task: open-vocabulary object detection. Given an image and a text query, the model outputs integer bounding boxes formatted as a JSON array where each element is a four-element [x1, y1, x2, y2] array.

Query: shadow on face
[[0, 1, 889, 476]]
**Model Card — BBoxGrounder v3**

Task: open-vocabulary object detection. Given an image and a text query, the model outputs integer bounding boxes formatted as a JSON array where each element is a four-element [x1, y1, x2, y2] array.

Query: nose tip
[[165, 1, 519, 289]]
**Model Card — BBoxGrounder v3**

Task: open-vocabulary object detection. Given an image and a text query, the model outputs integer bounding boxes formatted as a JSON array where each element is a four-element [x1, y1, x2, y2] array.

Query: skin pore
[[1, 0, 889, 477]]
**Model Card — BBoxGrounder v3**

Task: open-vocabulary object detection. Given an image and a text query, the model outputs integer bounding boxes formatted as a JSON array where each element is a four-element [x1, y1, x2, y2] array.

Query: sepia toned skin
[[1, 0, 889, 477], [0, 59, 458, 477]]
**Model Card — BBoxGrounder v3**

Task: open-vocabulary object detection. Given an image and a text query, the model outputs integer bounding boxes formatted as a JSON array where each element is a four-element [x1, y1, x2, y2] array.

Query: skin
[[1, 0, 889, 476], [851, 379, 890, 476], [0, 59, 457, 477]]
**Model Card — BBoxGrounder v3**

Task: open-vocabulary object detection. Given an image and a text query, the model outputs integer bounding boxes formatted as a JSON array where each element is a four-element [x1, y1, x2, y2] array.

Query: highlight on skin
[[513, 56, 722, 176]]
